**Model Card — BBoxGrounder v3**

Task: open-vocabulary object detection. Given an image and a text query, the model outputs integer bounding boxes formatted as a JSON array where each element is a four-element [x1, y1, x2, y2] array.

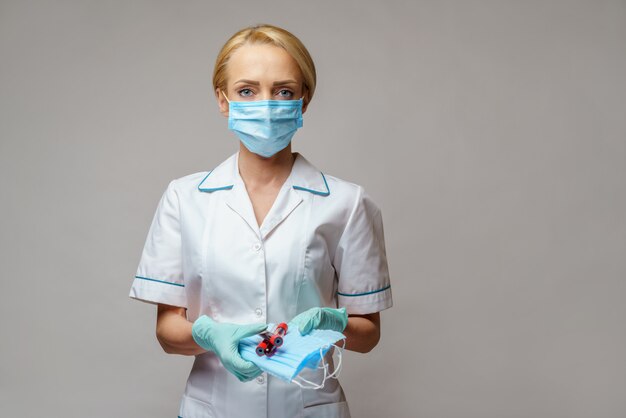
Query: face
[[216, 43, 309, 117]]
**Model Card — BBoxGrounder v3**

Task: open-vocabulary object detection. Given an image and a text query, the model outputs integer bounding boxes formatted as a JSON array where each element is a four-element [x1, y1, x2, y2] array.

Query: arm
[[343, 312, 381, 353], [156, 304, 206, 356]]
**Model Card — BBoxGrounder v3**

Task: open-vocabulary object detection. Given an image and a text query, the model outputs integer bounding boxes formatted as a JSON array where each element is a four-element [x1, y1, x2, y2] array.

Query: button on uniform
[[252, 242, 262, 252], [256, 374, 265, 384], [255, 308, 263, 317]]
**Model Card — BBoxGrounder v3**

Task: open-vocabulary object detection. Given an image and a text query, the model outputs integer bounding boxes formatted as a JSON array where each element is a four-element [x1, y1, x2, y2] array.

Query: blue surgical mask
[[222, 91, 304, 158], [239, 323, 345, 389]]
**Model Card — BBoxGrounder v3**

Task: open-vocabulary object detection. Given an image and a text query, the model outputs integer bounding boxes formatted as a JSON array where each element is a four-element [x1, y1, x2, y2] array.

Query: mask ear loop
[[325, 339, 345, 381], [220, 90, 230, 103], [291, 345, 328, 390], [291, 339, 346, 390]]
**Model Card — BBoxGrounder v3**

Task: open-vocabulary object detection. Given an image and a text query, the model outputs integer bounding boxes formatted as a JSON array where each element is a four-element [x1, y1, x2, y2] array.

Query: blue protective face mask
[[223, 91, 304, 158], [239, 324, 345, 389]]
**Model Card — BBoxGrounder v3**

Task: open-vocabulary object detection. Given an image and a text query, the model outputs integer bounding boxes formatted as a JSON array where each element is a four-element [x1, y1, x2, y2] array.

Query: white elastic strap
[[291, 341, 345, 390], [326, 339, 345, 381]]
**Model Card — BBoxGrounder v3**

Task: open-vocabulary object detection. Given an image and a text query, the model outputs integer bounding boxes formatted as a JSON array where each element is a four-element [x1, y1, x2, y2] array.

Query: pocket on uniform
[[303, 401, 351, 418], [178, 395, 216, 418]]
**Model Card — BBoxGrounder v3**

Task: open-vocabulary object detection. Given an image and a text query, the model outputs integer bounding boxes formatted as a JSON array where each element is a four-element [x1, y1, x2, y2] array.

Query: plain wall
[[1, 1, 625, 417]]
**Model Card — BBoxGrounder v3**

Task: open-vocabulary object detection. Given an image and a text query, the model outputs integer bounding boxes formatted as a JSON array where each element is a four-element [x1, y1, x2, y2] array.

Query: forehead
[[226, 43, 303, 83]]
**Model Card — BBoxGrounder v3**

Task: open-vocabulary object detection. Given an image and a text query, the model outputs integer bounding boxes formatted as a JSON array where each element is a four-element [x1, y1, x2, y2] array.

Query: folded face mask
[[239, 324, 346, 389]]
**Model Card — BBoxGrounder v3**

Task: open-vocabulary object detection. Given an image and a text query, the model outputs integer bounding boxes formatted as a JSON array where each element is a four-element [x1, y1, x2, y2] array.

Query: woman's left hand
[[288, 307, 349, 335]]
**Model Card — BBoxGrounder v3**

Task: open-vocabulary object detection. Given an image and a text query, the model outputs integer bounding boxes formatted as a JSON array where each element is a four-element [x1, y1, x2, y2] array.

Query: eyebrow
[[234, 79, 299, 86], [272, 79, 298, 86]]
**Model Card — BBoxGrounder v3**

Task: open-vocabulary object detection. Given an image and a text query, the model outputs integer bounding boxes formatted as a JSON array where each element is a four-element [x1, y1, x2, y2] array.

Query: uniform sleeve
[[129, 179, 188, 308], [333, 186, 393, 315]]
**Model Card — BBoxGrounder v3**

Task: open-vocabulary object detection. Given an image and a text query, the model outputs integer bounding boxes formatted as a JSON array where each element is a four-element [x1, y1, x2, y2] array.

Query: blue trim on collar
[[197, 161, 329, 196], [135, 275, 185, 287], [197, 170, 234, 193], [292, 172, 331, 196], [337, 285, 390, 297]]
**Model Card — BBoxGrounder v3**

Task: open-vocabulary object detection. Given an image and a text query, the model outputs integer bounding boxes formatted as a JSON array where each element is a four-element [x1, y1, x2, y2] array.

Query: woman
[[129, 24, 393, 418]]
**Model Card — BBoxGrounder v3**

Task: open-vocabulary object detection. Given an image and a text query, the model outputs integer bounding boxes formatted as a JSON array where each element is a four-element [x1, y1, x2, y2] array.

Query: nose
[[258, 89, 273, 101]]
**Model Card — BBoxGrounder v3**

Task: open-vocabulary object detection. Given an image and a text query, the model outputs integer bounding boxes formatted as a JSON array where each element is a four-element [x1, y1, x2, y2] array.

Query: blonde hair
[[212, 24, 316, 103]]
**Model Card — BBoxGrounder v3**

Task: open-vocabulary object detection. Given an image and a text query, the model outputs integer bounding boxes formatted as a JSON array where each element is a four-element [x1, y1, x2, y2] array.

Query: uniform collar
[[197, 151, 330, 196]]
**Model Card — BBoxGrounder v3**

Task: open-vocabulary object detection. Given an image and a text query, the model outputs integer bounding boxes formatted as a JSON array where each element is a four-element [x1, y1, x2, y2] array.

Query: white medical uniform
[[129, 151, 393, 418]]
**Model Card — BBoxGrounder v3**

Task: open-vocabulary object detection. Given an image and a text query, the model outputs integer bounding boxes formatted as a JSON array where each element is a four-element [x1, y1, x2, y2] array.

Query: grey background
[[1, 1, 625, 417]]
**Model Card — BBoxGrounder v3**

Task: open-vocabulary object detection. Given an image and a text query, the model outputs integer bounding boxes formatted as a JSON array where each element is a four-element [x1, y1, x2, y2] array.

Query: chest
[[179, 185, 346, 324], [246, 184, 282, 229]]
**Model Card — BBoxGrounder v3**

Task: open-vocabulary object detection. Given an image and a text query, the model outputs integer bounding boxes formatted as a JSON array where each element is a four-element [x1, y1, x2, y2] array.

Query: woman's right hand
[[191, 315, 267, 382]]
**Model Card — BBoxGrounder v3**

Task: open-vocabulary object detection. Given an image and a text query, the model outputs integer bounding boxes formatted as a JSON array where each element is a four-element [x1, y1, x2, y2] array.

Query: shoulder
[[169, 152, 239, 196], [170, 171, 210, 190], [294, 150, 381, 216], [323, 173, 361, 201], [294, 152, 360, 201], [323, 173, 381, 215], [157, 171, 209, 197]]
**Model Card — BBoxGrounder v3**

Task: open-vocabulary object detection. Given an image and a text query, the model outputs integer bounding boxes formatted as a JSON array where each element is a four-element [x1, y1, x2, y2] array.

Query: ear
[[301, 88, 310, 114], [216, 88, 229, 117]]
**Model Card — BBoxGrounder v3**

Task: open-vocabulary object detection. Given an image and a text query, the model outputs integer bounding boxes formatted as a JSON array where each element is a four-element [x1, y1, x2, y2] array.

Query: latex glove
[[289, 307, 348, 336], [191, 315, 267, 382]]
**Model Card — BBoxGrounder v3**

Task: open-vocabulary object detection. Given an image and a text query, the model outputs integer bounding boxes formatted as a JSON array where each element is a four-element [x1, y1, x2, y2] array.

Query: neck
[[237, 144, 296, 190]]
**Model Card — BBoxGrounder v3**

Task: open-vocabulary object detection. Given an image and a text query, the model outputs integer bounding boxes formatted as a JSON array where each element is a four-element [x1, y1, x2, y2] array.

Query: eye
[[238, 88, 254, 97], [276, 89, 293, 98]]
